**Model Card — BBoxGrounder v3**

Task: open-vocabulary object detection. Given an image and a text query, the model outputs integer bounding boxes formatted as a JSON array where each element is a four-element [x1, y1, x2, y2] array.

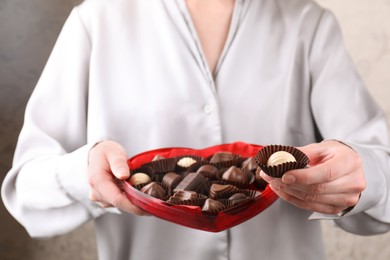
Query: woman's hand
[[87, 140, 149, 215], [260, 140, 365, 215]]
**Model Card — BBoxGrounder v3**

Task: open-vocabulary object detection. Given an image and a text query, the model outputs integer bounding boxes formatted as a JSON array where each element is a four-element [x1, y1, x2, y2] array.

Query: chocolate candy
[[222, 166, 248, 185], [254, 167, 268, 190], [162, 172, 183, 190], [267, 151, 296, 166], [196, 164, 218, 178], [177, 157, 197, 168], [174, 172, 207, 192], [167, 191, 207, 207], [209, 184, 237, 199], [168, 190, 198, 202], [129, 173, 151, 186], [241, 157, 258, 172], [202, 198, 226, 212], [210, 151, 238, 163], [141, 182, 166, 199], [229, 193, 252, 205]]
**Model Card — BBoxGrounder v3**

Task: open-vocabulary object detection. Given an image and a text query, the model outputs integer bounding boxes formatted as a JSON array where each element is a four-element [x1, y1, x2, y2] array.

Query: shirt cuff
[[309, 142, 385, 221], [57, 143, 121, 217]]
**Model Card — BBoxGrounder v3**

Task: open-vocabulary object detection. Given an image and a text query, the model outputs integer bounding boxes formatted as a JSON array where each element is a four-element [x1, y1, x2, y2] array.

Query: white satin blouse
[[2, 0, 390, 259]]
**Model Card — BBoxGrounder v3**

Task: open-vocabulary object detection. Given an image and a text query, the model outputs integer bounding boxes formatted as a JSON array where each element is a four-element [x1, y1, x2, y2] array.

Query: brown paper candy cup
[[253, 167, 268, 190], [142, 157, 178, 174], [255, 145, 309, 178]]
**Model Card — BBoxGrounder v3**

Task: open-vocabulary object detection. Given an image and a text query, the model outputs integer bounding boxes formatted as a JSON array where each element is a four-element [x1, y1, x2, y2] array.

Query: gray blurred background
[[1, 0, 389, 259]]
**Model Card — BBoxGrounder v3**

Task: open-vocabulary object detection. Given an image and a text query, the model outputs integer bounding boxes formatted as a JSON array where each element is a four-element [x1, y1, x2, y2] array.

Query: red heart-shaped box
[[120, 142, 279, 232]]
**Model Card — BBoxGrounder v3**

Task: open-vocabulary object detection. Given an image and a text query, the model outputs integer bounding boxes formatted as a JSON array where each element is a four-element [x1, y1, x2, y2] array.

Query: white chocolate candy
[[129, 173, 151, 186], [267, 151, 296, 166], [177, 157, 197, 168]]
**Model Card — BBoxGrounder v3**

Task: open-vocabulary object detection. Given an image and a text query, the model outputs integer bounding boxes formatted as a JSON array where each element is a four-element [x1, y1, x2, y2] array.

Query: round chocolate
[[140, 182, 166, 199], [196, 164, 218, 177], [229, 193, 252, 205], [129, 173, 151, 186], [222, 166, 248, 185], [267, 151, 296, 166]]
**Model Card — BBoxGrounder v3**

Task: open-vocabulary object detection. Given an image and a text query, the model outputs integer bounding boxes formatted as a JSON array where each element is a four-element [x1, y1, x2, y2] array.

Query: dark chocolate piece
[[173, 172, 207, 192], [162, 172, 183, 190], [196, 164, 218, 177], [202, 198, 226, 212], [222, 166, 248, 185], [254, 167, 268, 190], [241, 157, 258, 172], [168, 190, 198, 202], [229, 193, 252, 205], [210, 151, 238, 163], [140, 182, 166, 199]]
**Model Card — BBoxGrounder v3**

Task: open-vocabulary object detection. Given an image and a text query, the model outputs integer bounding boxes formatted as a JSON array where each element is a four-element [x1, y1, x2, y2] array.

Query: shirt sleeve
[[307, 10, 390, 235], [1, 7, 118, 238]]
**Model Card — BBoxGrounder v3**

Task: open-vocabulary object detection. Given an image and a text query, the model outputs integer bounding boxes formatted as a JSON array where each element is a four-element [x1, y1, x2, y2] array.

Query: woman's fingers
[[260, 141, 365, 214], [88, 140, 149, 216]]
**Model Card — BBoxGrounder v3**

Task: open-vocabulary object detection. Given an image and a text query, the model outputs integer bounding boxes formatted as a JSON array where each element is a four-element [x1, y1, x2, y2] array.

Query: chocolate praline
[[177, 157, 197, 168], [202, 198, 226, 212], [267, 151, 296, 166], [241, 157, 258, 172], [222, 166, 248, 185], [210, 151, 238, 163], [168, 190, 198, 202], [174, 172, 207, 192], [229, 193, 252, 205], [129, 172, 151, 186], [196, 164, 219, 177], [140, 182, 166, 199], [162, 172, 183, 190]]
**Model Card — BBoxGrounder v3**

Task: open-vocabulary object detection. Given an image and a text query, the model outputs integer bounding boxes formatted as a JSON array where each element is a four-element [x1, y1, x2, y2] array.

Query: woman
[[2, 0, 390, 259]]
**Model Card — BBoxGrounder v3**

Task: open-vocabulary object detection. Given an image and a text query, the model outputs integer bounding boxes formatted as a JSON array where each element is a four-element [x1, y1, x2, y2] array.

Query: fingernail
[[116, 167, 129, 179], [282, 175, 296, 184]]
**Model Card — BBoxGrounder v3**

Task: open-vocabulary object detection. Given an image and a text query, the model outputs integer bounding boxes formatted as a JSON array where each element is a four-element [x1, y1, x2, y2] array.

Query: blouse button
[[204, 104, 213, 114]]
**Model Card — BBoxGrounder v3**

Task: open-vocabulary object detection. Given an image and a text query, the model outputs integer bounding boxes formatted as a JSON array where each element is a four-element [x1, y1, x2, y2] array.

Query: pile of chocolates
[[127, 151, 268, 214]]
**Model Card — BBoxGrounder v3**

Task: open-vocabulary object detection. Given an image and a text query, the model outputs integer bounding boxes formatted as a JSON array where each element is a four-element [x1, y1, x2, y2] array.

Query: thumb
[[106, 144, 130, 180], [297, 142, 334, 166]]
